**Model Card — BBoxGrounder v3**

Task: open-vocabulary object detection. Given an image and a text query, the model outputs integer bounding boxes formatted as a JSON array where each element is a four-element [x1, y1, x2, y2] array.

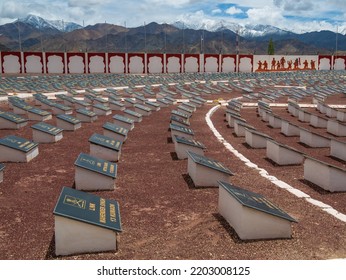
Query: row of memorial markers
[[0, 86, 299, 257]]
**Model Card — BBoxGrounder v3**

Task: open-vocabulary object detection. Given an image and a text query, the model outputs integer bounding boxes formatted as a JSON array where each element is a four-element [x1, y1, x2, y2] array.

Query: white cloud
[[212, 8, 222, 15], [225, 6, 243, 15], [245, 6, 284, 26]]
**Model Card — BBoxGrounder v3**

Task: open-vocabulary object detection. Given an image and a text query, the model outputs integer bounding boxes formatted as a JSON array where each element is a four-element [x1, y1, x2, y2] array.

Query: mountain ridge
[[0, 14, 344, 55]]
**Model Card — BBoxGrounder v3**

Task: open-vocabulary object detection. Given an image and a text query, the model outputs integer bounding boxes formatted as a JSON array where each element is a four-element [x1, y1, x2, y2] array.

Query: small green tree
[[268, 38, 275, 55]]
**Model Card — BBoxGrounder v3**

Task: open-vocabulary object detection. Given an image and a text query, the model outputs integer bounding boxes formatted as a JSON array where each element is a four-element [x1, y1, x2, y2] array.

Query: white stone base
[[218, 187, 292, 240], [327, 120, 346, 137], [298, 110, 311, 123], [304, 157, 346, 192], [90, 144, 121, 162], [310, 115, 328, 128], [281, 120, 300, 136], [330, 139, 346, 161], [336, 111, 346, 122], [134, 107, 151, 116], [266, 140, 304, 165], [0, 145, 39, 162], [124, 113, 142, 123], [93, 108, 112, 116], [75, 166, 116, 191], [299, 129, 330, 148], [268, 114, 282, 128], [0, 118, 27, 129], [244, 129, 269, 149], [27, 112, 52, 121], [52, 108, 73, 115], [187, 157, 231, 187], [109, 103, 125, 111], [103, 130, 127, 143], [113, 120, 134, 131], [54, 215, 117, 256], [32, 129, 63, 143], [56, 119, 81, 131], [76, 113, 98, 123]]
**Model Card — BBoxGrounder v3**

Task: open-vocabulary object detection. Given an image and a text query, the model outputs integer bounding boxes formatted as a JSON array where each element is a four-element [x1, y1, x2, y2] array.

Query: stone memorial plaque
[[171, 110, 189, 120], [28, 107, 51, 116], [53, 103, 72, 111], [124, 109, 142, 118], [144, 101, 160, 112], [93, 103, 111, 111], [134, 104, 151, 112], [0, 135, 38, 152], [0, 110, 27, 124], [113, 114, 134, 124], [76, 108, 97, 117], [170, 115, 190, 126], [31, 122, 63, 136], [219, 181, 297, 222], [169, 123, 194, 135], [94, 97, 108, 104], [187, 151, 233, 175], [54, 186, 122, 231], [89, 133, 122, 151], [174, 135, 205, 149], [178, 105, 194, 114], [75, 153, 117, 178], [103, 122, 128, 136], [57, 114, 81, 124]]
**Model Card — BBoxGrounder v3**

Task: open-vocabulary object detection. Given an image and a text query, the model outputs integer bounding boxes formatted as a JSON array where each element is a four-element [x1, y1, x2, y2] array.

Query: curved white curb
[[206, 104, 346, 223]]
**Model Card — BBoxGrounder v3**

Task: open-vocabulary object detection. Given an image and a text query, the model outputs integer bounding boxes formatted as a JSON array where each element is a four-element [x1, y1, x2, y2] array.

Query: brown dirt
[[0, 84, 346, 260]]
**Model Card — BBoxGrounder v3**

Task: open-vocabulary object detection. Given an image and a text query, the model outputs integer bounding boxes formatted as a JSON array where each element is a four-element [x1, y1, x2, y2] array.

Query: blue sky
[[0, 0, 345, 33]]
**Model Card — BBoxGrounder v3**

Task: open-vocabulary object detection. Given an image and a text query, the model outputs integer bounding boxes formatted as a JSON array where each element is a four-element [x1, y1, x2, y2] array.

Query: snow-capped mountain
[[16, 14, 82, 32], [172, 20, 292, 38]]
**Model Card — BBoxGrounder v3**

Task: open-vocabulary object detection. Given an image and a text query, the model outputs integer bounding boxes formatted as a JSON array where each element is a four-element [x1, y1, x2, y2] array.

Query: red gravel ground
[[0, 82, 346, 260]]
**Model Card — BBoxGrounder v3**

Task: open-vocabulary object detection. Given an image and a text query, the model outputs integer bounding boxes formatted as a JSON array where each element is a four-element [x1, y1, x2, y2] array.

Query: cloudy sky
[[0, 0, 345, 33]]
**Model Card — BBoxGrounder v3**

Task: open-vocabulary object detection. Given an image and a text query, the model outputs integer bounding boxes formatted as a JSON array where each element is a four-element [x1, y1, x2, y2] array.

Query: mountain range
[[0, 14, 344, 55]]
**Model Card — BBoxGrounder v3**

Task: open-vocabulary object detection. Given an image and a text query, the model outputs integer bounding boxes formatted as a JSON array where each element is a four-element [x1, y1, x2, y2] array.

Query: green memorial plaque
[[113, 114, 134, 124], [75, 100, 90, 107], [178, 105, 194, 114], [52, 103, 72, 111], [218, 181, 297, 222], [89, 133, 122, 151], [174, 135, 205, 149], [145, 101, 160, 108], [103, 122, 128, 136], [28, 107, 51, 116], [169, 123, 194, 135], [75, 153, 117, 178], [93, 103, 111, 111], [31, 122, 63, 135], [124, 109, 142, 118], [109, 100, 124, 106], [171, 115, 190, 126], [76, 108, 96, 117], [53, 186, 122, 231], [0, 163, 5, 171], [171, 110, 189, 119], [94, 97, 108, 104], [57, 114, 81, 124], [0, 110, 27, 123], [124, 98, 136, 104], [157, 98, 170, 105], [134, 104, 151, 112], [0, 135, 38, 152], [187, 151, 233, 175]]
